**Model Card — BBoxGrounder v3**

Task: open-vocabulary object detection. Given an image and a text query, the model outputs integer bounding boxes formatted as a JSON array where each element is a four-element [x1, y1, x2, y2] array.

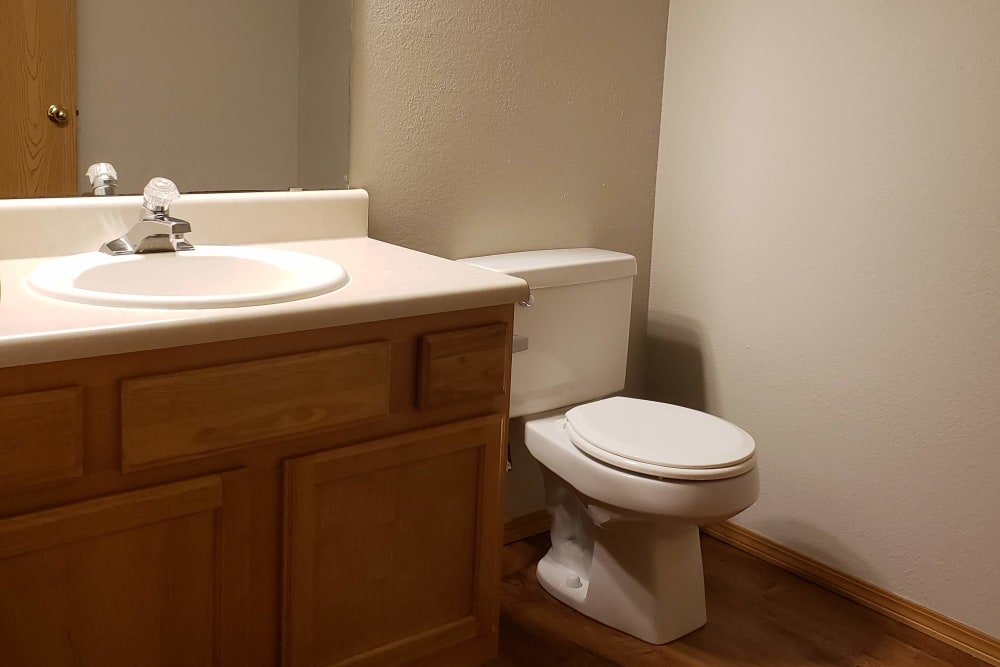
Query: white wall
[[350, 0, 669, 520], [650, 0, 1000, 635]]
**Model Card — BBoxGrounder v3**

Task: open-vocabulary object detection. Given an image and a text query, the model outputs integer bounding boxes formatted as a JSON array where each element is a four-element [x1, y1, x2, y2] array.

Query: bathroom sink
[[28, 245, 349, 309]]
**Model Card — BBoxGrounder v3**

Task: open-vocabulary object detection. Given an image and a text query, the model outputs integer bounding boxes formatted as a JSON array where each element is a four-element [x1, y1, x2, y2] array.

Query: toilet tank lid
[[459, 248, 637, 289]]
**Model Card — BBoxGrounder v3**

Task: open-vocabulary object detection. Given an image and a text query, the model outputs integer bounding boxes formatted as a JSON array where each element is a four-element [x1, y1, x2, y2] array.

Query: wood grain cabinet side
[[0, 470, 251, 667], [282, 415, 507, 667]]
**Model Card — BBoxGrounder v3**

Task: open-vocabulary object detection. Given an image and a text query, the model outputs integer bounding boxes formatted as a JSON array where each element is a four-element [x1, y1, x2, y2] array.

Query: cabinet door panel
[[0, 472, 249, 667], [284, 416, 505, 667]]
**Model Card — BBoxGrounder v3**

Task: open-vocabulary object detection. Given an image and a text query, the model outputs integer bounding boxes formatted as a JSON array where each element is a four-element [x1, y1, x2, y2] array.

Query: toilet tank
[[460, 248, 637, 418]]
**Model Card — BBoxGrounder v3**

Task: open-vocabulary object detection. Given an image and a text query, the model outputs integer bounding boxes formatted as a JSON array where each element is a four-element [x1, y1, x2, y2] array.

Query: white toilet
[[461, 248, 759, 644]]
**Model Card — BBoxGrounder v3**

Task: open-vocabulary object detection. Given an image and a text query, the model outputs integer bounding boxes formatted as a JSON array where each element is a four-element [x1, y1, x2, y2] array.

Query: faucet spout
[[99, 177, 195, 255], [100, 214, 194, 255]]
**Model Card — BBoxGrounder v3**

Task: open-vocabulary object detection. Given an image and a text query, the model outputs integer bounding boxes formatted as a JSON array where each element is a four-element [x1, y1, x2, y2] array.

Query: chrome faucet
[[100, 177, 195, 255]]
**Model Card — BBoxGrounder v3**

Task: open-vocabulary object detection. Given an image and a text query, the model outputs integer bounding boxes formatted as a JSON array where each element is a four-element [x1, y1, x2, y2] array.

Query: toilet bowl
[[459, 248, 760, 644], [524, 402, 758, 644]]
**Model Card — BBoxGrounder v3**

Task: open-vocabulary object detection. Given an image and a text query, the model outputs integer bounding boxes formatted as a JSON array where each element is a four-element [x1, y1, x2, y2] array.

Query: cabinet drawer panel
[[0, 387, 83, 492], [121, 342, 391, 470], [418, 323, 508, 409]]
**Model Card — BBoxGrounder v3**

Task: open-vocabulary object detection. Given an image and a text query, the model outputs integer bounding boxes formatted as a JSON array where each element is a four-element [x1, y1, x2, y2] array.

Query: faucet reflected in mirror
[[0, 0, 352, 199], [86, 163, 119, 196]]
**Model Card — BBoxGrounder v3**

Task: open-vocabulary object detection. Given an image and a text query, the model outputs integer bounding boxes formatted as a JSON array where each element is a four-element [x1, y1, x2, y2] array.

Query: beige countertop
[[0, 237, 528, 368]]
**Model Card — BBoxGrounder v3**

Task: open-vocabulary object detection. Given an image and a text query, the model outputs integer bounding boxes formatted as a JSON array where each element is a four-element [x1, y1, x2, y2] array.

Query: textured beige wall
[[650, 1, 1000, 635], [350, 0, 669, 399]]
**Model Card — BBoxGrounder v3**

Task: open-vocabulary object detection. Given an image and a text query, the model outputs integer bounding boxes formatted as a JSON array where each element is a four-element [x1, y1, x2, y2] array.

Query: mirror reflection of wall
[[76, 0, 350, 195]]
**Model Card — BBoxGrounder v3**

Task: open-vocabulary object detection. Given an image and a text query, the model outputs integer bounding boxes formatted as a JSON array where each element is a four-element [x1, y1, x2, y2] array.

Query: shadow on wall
[[645, 315, 708, 412], [647, 317, 884, 577], [505, 416, 548, 521], [646, 320, 905, 661], [737, 516, 885, 599]]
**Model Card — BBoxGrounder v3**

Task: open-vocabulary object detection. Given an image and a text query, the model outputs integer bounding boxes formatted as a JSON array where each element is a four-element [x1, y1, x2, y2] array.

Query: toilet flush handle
[[513, 291, 532, 353]]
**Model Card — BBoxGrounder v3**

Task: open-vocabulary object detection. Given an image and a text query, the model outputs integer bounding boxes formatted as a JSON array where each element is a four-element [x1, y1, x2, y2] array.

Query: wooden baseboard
[[504, 510, 550, 545], [703, 521, 1000, 666]]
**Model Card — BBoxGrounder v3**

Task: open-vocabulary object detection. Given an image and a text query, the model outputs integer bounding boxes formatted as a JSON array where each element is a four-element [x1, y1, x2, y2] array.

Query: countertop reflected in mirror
[[4, 0, 351, 198]]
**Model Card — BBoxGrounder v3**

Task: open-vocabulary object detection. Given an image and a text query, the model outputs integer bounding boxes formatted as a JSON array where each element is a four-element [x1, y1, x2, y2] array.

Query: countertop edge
[[0, 237, 529, 369]]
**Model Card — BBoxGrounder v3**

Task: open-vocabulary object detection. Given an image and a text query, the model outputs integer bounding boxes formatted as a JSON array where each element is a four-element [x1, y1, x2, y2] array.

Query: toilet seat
[[565, 397, 757, 481]]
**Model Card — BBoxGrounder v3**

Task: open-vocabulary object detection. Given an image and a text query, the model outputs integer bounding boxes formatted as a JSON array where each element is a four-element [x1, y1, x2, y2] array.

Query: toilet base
[[536, 519, 707, 644], [535, 470, 708, 644]]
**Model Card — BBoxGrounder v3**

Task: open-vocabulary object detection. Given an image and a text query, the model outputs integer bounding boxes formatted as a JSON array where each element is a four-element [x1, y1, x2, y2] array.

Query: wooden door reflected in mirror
[[1, 0, 77, 198]]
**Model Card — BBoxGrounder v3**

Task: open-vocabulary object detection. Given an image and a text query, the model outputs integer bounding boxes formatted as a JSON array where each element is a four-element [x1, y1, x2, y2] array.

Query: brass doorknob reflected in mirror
[[47, 104, 69, 125]]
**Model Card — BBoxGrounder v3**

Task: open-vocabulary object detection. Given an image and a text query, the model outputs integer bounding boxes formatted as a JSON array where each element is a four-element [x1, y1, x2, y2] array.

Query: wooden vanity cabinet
[[0, 304, 513, 667]]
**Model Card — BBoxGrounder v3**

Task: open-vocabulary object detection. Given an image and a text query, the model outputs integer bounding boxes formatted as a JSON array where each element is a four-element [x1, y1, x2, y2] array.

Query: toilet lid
[[565, 397, 756, 474]]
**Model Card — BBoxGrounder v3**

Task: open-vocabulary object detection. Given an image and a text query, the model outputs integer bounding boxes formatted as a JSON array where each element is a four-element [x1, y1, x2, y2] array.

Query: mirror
[[14, 0, 351, 197]]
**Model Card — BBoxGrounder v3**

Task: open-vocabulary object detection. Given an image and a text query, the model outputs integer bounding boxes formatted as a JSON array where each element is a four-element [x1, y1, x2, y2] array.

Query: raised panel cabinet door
[[0, 471, 250, 667], [283, 415, 506, 667]]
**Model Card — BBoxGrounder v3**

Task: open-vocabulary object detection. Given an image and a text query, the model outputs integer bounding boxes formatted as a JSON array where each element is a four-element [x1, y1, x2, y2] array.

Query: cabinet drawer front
[[418, 323, 508, 409], [121, 342, 391, 470], [0, 387, 83, 492]]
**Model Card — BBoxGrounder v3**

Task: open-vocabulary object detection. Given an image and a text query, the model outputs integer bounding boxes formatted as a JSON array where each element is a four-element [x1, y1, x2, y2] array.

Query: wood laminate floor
[[491, 533, 989, 666]]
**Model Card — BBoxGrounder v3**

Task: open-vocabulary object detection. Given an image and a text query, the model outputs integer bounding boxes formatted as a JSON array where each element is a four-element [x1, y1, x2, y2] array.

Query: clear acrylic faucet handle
[[143, 177, 180, 211], [85, 162, 118, 184]]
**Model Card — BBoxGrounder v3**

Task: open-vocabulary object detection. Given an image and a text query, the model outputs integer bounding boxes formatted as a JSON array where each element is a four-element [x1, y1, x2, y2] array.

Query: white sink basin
[[28, 245, 349, 309]]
